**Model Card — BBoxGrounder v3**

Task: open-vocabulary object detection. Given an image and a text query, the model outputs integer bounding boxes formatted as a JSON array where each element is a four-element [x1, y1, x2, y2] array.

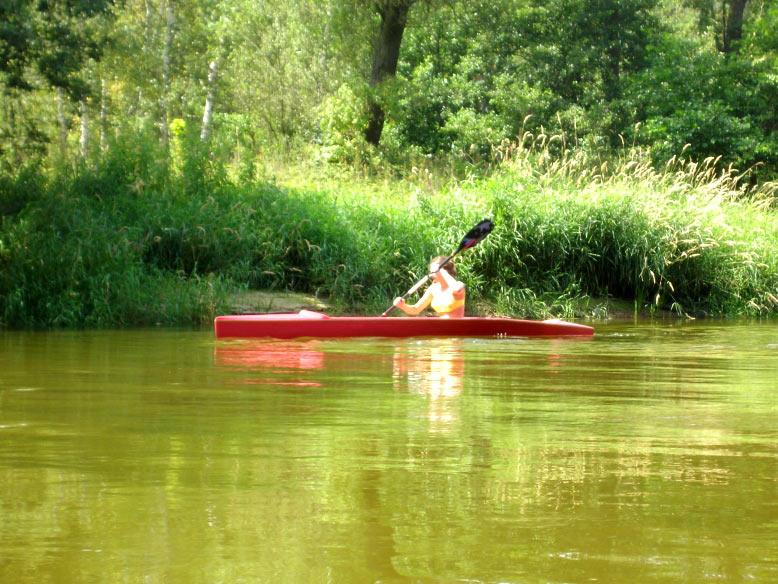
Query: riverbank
[[226, 289, 671, 322], [228, 290, 331, 314], [0, 144, 776, 328]]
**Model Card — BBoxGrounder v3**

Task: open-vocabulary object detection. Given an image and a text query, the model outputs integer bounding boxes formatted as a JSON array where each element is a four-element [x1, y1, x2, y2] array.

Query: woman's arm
[[439, 268, 465, 296], [394, 287, 433, 316]]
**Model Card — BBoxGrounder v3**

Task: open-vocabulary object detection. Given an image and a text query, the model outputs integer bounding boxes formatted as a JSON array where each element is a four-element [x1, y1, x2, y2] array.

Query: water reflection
[[214, 340, 325, 387], [215, 338, 469, 428], [3, 327, 774, 583], [392, 340, 464, 429], [214, 340, 325, 370]]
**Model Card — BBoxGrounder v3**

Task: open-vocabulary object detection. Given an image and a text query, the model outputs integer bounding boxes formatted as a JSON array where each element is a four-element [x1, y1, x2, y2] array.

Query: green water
[[0, 322, 776, 583]]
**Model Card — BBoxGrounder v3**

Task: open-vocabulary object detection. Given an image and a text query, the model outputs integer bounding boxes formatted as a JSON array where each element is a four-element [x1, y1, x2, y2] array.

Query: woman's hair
[[429, 255, 456, 277]]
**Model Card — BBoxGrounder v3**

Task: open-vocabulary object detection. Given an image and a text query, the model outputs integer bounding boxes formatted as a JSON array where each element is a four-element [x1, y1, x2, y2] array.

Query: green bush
[[623, 36, 778, 179], [0, 163, 46, 216]]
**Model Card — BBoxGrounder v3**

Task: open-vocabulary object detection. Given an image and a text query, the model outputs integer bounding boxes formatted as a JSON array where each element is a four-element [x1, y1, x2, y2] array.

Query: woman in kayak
[[393, 256, 466, 318]]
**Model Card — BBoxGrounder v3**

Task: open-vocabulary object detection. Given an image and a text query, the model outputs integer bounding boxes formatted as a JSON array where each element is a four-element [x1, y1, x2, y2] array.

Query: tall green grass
[[477, 135, 777, 317], [0, 132, 776, 328]]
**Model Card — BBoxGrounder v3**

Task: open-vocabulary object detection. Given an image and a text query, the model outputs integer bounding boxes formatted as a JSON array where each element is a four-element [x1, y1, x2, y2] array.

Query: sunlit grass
[[474, 132, 777, 317]]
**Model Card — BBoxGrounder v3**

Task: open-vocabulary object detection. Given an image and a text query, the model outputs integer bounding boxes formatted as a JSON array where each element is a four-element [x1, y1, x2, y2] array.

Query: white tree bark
[[56, 88, 68, 159], [160, 0, 175, 149], [100, 78, 108, 152], [79, 100, 90, 159], [200, 56, 220, 142]]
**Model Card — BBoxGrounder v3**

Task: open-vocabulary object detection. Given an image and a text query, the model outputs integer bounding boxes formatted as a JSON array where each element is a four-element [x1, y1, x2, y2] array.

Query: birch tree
[[79, 100, 90, 158], [160, 0, 175, 150], [200, 57, 220, 142]]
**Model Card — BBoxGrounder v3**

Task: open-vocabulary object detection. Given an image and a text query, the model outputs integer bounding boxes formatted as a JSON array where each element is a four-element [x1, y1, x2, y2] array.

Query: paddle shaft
[[380, 218, 493, 317], [380, 249, 461, 317]]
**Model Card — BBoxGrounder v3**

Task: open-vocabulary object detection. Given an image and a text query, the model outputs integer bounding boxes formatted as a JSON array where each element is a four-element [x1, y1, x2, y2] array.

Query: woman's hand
[[393, 297, 406, 307]]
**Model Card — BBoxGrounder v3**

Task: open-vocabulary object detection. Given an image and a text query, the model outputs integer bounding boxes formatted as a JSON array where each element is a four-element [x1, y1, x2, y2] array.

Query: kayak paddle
[[381, 218, 494, 317]]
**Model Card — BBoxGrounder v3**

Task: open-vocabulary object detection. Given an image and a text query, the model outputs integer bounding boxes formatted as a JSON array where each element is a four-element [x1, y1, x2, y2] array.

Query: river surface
[[0, 322, 776, 583]]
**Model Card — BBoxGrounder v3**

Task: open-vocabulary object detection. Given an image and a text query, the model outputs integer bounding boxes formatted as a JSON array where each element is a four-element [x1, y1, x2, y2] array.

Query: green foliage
[[643, 103, 760, 168], [1, 133, 776, 328], [474, 144, 778, 317], [0, 0, 112, 99], [442, 109, 510, 158], [2, 0, 777, 177], [624, 33, 778, 178], [1, 0, 777, 327], [745, 2, 778, 60], [0, 136, 235, 327], [391, 0, 660, 155], [317, 84, 372, 164], [0, 163, 46, 216], [0, 135, 438, 326]]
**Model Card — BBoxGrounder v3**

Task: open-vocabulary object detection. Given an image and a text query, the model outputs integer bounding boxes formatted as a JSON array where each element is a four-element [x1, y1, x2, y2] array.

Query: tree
[[684, 0, 754, 54], [722, 0, 749, 53], [364, 0, 417, 146], [0, 0, 113, 100], [160, 0, 175, 150], [200, 56, 220, 142]]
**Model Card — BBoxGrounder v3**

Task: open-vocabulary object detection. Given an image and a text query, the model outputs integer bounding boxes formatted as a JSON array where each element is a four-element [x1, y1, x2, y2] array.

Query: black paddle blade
[[457, 218, 494, 251]]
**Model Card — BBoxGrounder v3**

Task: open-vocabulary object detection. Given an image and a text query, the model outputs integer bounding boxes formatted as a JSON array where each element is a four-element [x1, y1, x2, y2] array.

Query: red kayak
[[214, 310, 594, 339]]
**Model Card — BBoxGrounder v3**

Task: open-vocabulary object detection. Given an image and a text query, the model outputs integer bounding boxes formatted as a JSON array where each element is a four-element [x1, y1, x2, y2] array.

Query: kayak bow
[[214, 310, 593, 339]]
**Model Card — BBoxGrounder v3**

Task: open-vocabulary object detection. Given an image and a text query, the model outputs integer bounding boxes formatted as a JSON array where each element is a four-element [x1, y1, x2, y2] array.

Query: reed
[[478, 132, 778, 317]]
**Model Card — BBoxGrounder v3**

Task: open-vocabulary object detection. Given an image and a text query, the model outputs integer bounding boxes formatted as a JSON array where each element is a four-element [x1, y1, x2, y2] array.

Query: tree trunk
[[144, 0, 153, 48], [56, 88, 68, 159], [6, 97, 18, 165], [722, 0, 748, 53], [364, 1, 413, 146], [318, 3, 333, 99], [160, 0, 175, 149], [200, 57, 220, 142], [602, 4, 622, 102], [100, 78, 108, 153], [79, 100, 89, 159]]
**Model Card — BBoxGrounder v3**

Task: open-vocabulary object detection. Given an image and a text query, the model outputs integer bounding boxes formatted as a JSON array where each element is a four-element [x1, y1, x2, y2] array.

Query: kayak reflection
[[214, 339, 465, 408], [214, 340, 325, 387], [214, 340, 325, 370], [392, 339, 464, 429]]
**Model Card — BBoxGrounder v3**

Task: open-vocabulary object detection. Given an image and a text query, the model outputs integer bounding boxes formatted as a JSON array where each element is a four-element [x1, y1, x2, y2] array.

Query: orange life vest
[[430, 287, 465, 315]]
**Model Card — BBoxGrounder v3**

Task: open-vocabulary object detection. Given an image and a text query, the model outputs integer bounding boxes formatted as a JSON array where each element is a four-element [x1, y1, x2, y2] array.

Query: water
[[0, 322, 776, 583]]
